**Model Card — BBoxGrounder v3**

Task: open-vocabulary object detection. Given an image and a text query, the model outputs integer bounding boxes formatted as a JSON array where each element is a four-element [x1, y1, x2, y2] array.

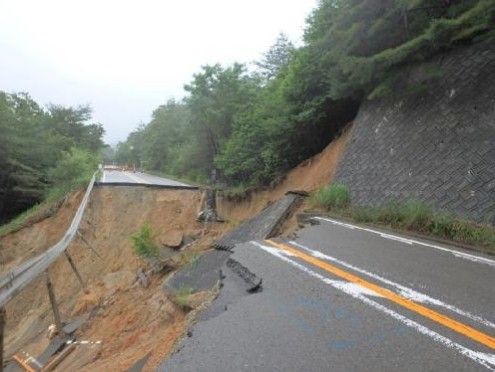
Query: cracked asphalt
[[161, 218, 495, 371]]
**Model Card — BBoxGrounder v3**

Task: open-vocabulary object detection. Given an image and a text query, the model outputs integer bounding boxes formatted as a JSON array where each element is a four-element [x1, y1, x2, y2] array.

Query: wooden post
[[77, 232, 100, 258], [77, 232, 102, 259], [0, 307, 5, 372], [64, 252, 87, 293], [45, 271, 63, 334]]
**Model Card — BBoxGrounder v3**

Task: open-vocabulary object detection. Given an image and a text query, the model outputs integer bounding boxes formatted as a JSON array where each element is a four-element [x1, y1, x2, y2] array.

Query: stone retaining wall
[[334, 39, 495, 224]]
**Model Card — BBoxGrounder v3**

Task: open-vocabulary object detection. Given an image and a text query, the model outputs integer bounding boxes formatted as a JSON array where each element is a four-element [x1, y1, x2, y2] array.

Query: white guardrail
[[0, 172, 97, 307]]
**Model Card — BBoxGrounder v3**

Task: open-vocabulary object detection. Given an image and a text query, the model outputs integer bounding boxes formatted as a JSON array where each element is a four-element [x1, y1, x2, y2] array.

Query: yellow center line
[[265, 239, 495, 350]]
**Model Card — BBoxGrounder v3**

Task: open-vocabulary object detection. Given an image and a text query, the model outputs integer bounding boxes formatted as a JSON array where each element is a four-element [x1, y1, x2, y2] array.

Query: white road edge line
[[288, 240, 495, 329], [314, 217, 495, 267], [251, 241, 495, 370]]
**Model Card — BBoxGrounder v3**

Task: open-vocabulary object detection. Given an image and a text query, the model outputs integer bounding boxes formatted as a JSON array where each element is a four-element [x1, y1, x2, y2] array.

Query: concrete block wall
[[334, 39, 495, 224]]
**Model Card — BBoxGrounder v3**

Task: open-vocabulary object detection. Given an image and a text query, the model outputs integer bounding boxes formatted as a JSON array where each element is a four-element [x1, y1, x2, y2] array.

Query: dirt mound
[[0, 186, 226, 371], [217, 126, 352, 223]]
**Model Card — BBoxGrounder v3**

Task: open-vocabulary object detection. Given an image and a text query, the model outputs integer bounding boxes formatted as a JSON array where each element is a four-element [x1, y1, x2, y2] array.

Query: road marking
[[288, 240, 495, 329], [252, 241, 495, 370], [265, 239, 495, 350], [123, 171, 148, 184], [314, 217, 495, 267]]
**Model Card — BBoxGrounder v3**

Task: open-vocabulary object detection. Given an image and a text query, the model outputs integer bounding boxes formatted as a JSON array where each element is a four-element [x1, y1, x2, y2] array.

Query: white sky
[[0, 0, 317, 144]]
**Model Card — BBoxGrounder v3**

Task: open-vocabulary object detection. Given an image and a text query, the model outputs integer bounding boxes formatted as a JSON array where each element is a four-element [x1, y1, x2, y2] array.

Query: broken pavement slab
[[165, 192, 303, 298], [215, 192, 303, 250], [164, 250, 231, 295]]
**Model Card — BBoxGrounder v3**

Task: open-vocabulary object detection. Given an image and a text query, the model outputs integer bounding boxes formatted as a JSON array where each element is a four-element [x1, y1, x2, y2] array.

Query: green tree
[[0, 91, 105, 223], [184, 64, 261, 182], [254, 32, 295, 80]]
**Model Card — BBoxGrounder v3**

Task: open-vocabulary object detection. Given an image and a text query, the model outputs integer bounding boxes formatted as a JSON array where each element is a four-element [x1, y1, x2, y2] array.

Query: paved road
[[100, 169, 191, 187], [162, 217, 495, 371]]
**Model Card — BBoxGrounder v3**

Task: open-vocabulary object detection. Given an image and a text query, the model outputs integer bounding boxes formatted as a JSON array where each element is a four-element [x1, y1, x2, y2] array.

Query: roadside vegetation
[[311, 185, 495, 252], [310, 184, 350, 210], [131, 223, 159, 259], [172, 285, 195, 311], [0, 92, 105, 232], [115, 0, 494, 192]]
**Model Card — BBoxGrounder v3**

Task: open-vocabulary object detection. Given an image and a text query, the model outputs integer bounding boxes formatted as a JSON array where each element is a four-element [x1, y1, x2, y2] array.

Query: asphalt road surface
[[100, 169, 191, 187], [162, 217, 495, 371]]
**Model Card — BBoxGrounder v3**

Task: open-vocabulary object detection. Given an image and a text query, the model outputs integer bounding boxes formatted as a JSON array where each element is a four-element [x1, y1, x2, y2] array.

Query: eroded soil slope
[[218, 126, 352, 223], [1, 186, 226, 371]]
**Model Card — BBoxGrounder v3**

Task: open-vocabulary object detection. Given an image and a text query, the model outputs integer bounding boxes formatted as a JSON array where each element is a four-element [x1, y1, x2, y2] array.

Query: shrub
[[131, 223, 158, 258], [311, 184, 350, 210], [47, 147, 99, 200]]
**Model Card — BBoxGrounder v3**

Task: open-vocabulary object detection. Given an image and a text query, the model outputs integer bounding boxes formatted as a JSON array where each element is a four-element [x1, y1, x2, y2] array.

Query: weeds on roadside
[[311, 184, 350, 210], [310, 184, 495, 251]]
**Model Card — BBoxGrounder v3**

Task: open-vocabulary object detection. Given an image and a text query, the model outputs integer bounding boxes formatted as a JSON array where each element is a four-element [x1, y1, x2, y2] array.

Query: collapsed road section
[[0, 172, 225, 371]]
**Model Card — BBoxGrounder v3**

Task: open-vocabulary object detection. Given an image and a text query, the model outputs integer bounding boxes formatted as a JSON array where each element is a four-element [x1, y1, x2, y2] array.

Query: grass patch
[[0, 150, 98, 238], [352, 202, 495, 251], [131, 223, 159, 259], [310, 184, 350, 210], [172, 285, 195, 310], [0, 171, 93, 238], [310, 185, 495, 251]]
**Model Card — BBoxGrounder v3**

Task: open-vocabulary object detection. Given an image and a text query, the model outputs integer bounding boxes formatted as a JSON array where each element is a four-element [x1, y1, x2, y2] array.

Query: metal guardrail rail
[[0, 170, 204, 369], [0, 172, 97, 307]]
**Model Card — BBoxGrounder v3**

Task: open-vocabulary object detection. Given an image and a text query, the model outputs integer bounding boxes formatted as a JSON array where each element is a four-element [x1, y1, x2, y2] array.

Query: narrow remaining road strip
[[265, 239, 495, 350], [314, 217, 495, 267]]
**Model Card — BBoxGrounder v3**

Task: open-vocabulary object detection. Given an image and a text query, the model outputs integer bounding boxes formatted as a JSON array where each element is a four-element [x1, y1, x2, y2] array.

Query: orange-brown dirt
[[0, 128, 351, 371], [217, 125, 352, 224], [1, 186, 227, 371]]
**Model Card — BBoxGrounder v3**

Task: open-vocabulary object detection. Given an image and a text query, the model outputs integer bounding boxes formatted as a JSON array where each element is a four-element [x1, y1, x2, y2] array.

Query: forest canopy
[[115, 0, 494, 190], [0, 92, 104, 222]]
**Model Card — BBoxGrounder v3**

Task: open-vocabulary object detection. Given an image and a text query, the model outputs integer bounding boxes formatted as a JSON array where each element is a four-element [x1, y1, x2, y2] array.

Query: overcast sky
[[0, 0, 317, 144]]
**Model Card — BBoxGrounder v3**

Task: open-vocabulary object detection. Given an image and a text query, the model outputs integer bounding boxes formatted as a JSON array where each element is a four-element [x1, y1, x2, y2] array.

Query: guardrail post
[[64, 251, 87, 293], [77, 232, 102, 259], [45, 271, 63, 334]]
